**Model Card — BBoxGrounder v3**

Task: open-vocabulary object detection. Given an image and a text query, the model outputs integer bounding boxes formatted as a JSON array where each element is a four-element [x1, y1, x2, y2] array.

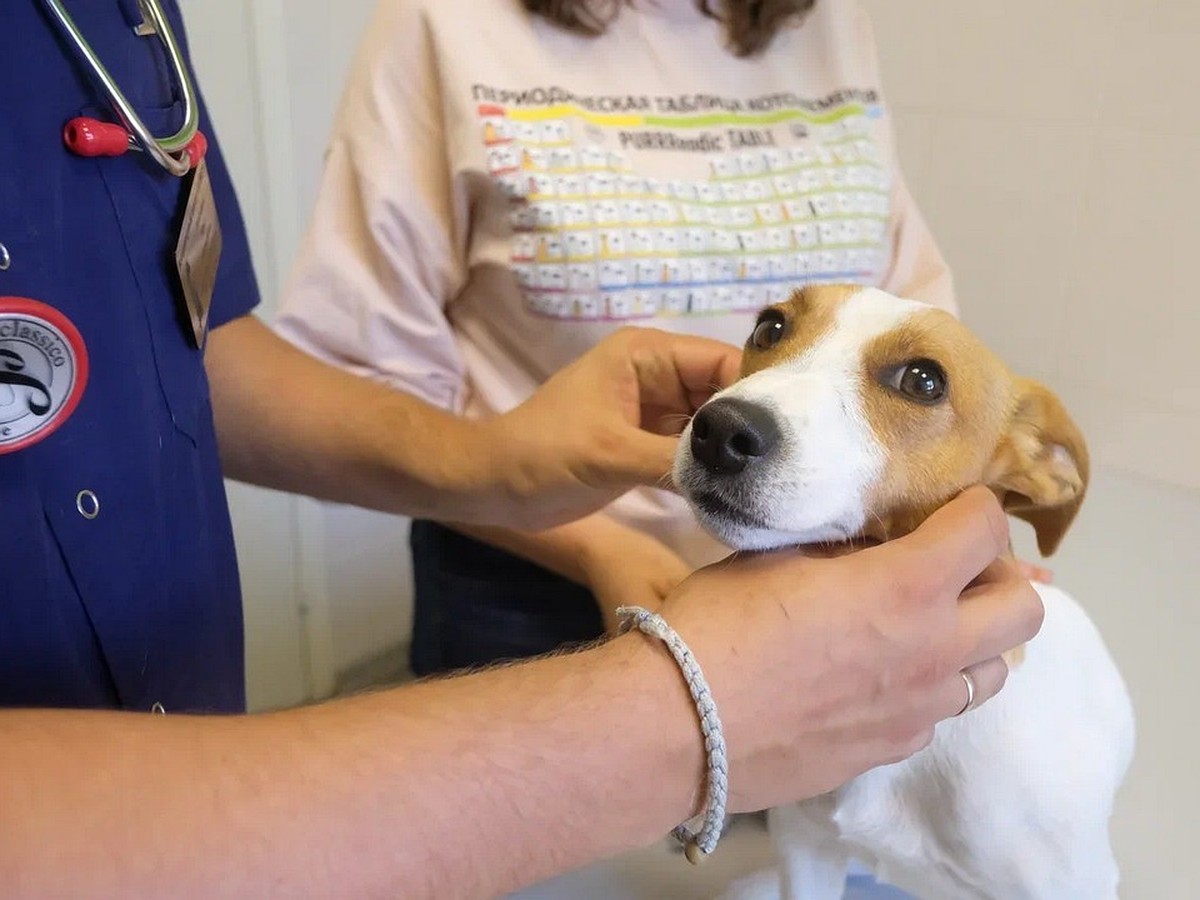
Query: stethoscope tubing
[[41, 0, 200, 176]]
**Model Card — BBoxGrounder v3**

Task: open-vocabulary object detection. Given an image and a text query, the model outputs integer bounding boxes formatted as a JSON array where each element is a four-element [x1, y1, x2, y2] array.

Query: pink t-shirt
[[276, 0, 955, 567]]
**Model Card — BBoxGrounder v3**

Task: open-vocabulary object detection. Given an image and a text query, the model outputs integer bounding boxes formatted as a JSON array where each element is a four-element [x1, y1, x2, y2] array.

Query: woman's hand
[[1016, 559, 1053, 583]]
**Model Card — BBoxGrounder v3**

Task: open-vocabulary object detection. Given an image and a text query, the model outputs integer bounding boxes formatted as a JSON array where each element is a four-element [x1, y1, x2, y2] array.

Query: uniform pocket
[[89, 101, 209, 444], [33, 375, 246, 714]]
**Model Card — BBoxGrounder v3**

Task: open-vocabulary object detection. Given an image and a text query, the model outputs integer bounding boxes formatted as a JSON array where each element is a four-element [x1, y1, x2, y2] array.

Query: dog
[[672, 285, 1135, 900]]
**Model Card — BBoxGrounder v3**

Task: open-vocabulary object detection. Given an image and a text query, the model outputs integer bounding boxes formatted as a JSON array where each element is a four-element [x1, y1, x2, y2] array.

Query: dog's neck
[[796, 486, 1017, 559]]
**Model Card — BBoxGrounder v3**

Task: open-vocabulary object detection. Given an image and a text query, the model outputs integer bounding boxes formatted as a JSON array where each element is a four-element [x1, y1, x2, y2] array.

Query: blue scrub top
[[0, 0, 259, 712]]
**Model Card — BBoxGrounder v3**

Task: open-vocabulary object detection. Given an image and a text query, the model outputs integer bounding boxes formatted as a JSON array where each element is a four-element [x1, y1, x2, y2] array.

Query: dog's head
[[674, 285, 1088, 554]]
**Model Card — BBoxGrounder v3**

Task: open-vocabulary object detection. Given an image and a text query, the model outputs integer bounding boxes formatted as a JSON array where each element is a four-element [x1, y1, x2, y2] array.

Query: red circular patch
[[0, 296, 90, 454]]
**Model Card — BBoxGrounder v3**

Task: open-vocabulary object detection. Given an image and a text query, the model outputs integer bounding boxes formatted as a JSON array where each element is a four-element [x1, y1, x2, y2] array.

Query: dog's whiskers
[[659, 412, 694, 428], [864, 505, 890, 543]]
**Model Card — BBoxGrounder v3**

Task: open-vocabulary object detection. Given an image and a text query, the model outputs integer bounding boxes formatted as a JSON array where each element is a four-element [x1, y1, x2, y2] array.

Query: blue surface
[[845, 874, 914, 898]]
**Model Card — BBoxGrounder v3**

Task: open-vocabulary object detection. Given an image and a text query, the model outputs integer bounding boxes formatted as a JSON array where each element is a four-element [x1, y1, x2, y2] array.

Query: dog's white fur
[[674, 288, 1135, 900], [676, 290, 915, 550]]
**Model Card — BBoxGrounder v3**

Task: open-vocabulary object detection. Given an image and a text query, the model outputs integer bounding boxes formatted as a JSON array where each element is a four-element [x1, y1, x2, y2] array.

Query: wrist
[[617, 606, 729, 858], [576, 517, 672, 580], [464, 413, 561, 527], [575, 522, 631, 589], [596, 632, 707, 825], [414, 414, 522, 526], [360, 388, 500, 523]]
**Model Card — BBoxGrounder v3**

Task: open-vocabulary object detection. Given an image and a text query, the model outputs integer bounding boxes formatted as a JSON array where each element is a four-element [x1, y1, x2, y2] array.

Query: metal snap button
[[76, 489, 100, 520], [0, 242, 10, 271], [151, 702, 166, 715]]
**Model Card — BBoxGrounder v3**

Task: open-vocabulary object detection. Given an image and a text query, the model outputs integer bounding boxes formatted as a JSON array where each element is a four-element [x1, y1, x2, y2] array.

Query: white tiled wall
[[862, 2, 1200, 895]]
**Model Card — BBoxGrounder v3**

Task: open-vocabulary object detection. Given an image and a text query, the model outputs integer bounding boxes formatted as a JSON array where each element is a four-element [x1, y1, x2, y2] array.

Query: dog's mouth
[[681, 468, 873, 551], [692, 490, 769, 530]]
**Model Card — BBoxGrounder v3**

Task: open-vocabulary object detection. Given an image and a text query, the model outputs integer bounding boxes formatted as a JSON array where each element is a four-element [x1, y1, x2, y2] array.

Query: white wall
[[861, 2, 1200, 895], [181, 0, 314, 712], [181, 0, 409, 708], [275, 0, 417, 681], [182, 1, 1197, 893]]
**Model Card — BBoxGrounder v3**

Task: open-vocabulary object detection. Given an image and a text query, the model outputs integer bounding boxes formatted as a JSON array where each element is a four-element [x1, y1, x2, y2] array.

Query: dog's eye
[[750, 310, 786, 350], [889, 359, 947, 404]]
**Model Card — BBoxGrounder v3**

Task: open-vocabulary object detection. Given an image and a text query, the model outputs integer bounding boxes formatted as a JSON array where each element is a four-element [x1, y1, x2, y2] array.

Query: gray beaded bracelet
[[617, 605, 729, 863]]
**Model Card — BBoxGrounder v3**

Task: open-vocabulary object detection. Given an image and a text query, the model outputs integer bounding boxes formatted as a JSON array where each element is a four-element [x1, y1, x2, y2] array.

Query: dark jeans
[[408, 520, 606, 677]]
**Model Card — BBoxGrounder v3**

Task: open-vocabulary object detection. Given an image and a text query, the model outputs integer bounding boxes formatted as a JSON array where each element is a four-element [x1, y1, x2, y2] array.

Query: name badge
[[174, 159, 223, 348]]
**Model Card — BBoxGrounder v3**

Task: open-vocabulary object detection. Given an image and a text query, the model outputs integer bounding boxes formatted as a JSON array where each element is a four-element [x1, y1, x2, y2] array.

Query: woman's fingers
[[1016, 559, 1053, 584], [955, 560, 1045, 668]]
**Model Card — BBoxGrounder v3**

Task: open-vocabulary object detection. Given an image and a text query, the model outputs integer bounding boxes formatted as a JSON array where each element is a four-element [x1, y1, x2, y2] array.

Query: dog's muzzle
[[689, 397, 781, 476]]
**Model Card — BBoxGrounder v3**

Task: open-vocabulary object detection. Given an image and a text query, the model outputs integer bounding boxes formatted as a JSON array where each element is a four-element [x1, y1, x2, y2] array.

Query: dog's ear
[[985, 378, 1089, 556]]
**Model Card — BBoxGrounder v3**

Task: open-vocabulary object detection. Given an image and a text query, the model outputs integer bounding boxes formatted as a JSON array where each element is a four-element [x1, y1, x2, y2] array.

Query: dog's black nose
[[690, 398, 780, 475]]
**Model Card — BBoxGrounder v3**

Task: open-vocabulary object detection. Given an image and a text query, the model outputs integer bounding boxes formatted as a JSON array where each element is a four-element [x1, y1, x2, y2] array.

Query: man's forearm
[[206, 316, 742, 531], [0, 636, 702, 899], [204, 315, 501, 523]]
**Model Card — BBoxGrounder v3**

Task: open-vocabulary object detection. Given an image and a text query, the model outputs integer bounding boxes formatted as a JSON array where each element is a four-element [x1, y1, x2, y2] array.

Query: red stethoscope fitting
[[43, 0, 205, 176], [63, 117, 208, 170]]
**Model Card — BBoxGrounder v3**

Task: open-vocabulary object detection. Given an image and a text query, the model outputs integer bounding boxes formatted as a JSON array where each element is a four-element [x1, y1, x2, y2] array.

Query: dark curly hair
[[520, 0, 817, 57]]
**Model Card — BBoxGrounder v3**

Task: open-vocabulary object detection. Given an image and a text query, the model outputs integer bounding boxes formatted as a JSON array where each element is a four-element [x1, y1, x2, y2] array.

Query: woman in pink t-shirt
[[276, 0, 954, 677]]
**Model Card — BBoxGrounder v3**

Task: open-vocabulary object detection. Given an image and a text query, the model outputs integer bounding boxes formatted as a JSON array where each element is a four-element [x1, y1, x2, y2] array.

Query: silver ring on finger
[[955, 669, 976, 717]]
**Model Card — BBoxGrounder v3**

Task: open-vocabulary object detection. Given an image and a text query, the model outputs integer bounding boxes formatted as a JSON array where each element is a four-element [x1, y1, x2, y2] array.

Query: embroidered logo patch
[[0, 297, 89, 454]]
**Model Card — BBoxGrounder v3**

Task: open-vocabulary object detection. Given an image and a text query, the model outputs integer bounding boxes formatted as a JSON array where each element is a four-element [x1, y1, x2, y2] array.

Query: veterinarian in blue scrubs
[[0, 0, 750, 718], [0, 0, 256, 712]]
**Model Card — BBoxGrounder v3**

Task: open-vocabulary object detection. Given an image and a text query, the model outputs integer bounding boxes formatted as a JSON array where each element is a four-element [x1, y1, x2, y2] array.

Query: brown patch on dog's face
[[676, 285, 1088, 557], [740, 284, 860, 378], [857, 307, 1016, 541], [852, 307, 1090, 554]]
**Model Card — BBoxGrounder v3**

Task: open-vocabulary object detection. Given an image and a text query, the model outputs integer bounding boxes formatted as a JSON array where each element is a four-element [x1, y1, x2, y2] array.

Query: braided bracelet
[[617, 605, 728, 863]]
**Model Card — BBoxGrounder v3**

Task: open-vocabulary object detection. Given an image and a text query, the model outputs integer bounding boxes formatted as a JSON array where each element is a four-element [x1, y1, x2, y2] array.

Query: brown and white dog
[[673, 285, 1135, 900]]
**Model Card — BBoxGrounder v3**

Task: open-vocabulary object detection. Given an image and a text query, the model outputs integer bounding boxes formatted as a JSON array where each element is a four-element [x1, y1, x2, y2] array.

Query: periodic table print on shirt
[[478, 89, 892, 322]]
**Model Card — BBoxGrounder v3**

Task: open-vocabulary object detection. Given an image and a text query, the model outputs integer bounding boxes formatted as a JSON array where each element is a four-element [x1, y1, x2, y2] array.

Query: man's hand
[[643, 485, 1045, 813], [207, 318, 737, 530], [481, 328, 741, 529]]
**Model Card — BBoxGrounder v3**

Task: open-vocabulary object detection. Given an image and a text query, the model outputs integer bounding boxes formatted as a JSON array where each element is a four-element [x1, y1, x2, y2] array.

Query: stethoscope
[[42, 0, 207, 176]]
